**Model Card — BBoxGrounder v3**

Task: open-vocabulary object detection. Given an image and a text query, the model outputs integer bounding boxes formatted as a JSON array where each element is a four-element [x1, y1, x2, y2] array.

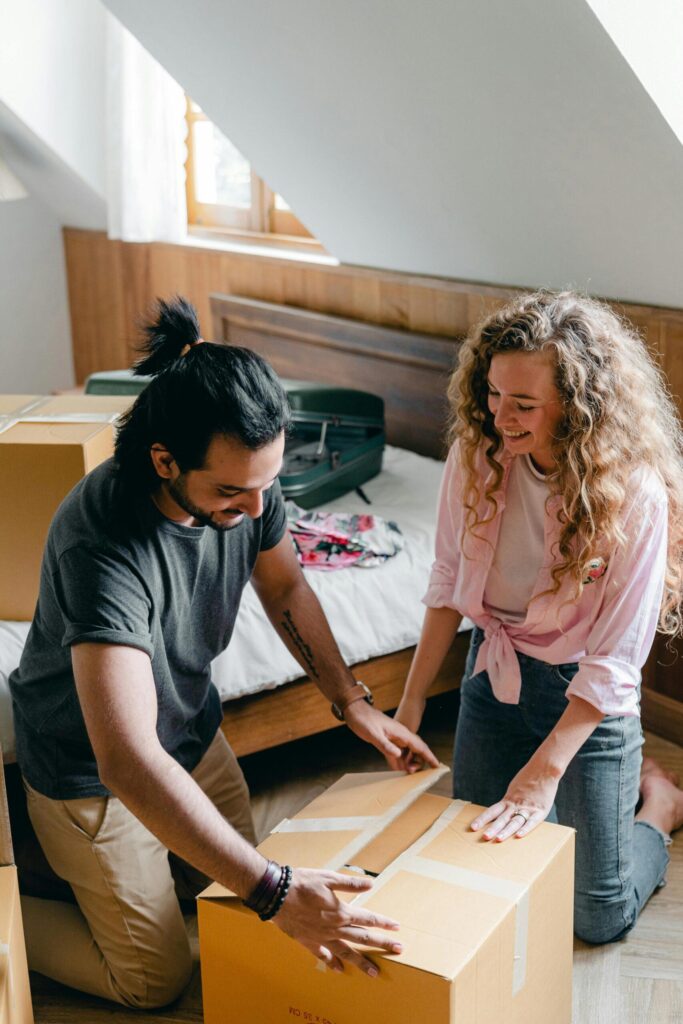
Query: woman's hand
[[274, 867, 403, 976], [393, 695, 426, 735], [469, 756, 563, 842]]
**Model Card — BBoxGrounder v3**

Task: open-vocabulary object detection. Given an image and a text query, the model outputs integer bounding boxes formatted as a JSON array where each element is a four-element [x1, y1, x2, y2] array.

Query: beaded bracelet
[[243, 859, 282, 915], [260, 865, 293, 921]]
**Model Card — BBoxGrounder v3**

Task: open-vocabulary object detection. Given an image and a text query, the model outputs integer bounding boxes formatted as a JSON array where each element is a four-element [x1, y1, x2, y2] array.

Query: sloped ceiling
[[0, 0, 107, 229], [587, 0, 683, 148], [103, 0, 683, 307], [0, 101, 106, 230]]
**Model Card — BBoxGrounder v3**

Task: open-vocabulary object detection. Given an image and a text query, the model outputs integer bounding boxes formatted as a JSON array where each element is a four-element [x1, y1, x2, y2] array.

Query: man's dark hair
[[114, 296, 290, 496]]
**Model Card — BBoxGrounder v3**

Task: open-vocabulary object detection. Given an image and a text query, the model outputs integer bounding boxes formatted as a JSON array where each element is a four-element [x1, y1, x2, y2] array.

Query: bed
[[0, 297, 470, 762]]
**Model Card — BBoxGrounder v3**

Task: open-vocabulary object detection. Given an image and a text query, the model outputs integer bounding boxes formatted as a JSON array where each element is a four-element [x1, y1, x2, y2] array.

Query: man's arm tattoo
[[280, 609, 319, 679]]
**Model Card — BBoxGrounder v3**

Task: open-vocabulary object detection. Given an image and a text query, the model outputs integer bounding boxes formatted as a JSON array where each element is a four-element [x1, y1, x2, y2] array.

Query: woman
[[393, 291, 683, 944]]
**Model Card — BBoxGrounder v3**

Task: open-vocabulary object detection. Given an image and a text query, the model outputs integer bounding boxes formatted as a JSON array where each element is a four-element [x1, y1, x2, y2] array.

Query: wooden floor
[[29, 692, 683, 1023]]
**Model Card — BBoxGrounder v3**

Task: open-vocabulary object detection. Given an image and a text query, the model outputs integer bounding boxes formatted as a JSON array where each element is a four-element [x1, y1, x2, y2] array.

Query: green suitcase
[[85, 370, 385, 508], [85, 370, 152, 395]]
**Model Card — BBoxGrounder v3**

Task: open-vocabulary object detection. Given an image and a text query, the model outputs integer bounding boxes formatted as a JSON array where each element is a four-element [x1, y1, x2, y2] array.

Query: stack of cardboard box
[[0, 394, 133, 621]]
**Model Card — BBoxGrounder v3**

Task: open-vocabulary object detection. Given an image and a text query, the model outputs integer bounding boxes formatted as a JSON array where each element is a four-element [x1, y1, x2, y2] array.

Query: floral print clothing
[[286, 502, 404, 571]]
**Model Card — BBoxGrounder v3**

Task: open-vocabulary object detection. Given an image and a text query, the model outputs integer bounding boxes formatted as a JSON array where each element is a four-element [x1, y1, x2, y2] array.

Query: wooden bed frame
[[211, 294, 468, 757]]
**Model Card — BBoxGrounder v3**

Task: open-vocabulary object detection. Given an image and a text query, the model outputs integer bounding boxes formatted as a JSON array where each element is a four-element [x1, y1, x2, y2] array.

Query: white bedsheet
[[1, 447, 469, 762]]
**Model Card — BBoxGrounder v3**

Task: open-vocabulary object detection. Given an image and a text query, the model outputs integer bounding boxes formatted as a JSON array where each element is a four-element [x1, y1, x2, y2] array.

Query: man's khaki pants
[[21, 730, 255, 1009]]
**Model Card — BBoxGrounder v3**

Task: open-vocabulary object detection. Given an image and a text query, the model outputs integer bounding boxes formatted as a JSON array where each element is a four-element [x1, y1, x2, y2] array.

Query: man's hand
[[275, 868, 402, 975], [469, 756, 562, 842], [343, 700, 438, 773]]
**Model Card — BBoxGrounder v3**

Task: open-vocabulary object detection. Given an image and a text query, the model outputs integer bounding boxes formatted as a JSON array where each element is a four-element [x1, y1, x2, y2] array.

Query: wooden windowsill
[[185, 225, 337, 266]]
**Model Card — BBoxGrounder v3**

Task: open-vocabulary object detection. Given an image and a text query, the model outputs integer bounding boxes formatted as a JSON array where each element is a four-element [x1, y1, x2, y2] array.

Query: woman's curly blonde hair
[[448, 290, 683, 637]]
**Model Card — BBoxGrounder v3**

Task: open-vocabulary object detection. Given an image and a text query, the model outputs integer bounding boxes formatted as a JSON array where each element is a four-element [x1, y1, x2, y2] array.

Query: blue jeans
[[453, 627, 671, 944]]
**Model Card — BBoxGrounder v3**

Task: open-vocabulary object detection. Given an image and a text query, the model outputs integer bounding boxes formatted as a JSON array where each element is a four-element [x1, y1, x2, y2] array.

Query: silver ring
[[511, 811, 528, 826]]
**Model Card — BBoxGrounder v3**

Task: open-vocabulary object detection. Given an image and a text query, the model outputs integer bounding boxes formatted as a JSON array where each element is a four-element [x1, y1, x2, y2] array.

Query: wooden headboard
[[210, 294, 462, 459]]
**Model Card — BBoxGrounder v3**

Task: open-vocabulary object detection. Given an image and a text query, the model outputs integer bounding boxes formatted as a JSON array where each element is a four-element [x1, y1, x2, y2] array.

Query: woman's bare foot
[[641, 756, 680, 788], [636, 757, 683, 837]]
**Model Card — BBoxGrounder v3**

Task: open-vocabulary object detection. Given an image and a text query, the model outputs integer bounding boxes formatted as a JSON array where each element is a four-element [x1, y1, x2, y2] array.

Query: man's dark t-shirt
[[9, 458, 287, 799]]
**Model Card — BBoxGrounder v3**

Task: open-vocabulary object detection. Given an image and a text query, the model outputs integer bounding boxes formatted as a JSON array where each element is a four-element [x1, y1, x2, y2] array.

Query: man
[[10, 297, 437, 1008]]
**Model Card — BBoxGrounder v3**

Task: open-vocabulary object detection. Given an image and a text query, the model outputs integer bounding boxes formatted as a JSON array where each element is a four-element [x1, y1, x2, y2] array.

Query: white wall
[[104, 0, 683, 307], [0, 0, 107, 202], [0, 196, 74, 392], [0, 0, 107, 392]]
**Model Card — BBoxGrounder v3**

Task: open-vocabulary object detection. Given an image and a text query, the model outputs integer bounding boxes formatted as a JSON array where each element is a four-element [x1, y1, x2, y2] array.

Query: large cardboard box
[[0, 745, 33, 1024], [0, 394, 133, 621], [198, 768, 575, 1024]]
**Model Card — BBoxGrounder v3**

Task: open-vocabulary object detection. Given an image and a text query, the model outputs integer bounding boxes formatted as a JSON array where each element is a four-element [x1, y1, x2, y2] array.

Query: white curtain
[[106, 14, 187, 243]]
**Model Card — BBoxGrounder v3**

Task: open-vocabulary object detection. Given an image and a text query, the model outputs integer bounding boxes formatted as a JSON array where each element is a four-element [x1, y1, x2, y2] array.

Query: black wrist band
[[260, 865, 293, 921], [243, 860, 281, 914]]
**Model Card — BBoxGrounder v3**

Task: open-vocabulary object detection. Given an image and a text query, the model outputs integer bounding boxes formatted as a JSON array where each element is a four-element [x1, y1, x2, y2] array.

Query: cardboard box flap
[[30, 396, 133, 416], [0, 394, 133, 440], [419, 800, 574, 882], [3, 423, 123, 446], [355, 792, 449, 875], [352, 797, 573, 982], [280, 769, 445, 820], [201, 768, 448, 897], [0, 396, 39, 416], [265, 767, 449, 871], [358, 869, 516, 980]]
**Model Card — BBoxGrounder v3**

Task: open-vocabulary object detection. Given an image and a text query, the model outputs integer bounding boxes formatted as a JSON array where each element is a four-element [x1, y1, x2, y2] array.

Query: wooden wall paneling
[[645, 635, 682, 704], [641, 689, 683, 749], [63, 229, 520, 383], [63, 233, 127, 382]]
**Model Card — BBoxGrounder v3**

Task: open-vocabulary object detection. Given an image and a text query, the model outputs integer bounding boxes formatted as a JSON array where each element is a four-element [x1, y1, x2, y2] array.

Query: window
[[184, 98, 320, 248]]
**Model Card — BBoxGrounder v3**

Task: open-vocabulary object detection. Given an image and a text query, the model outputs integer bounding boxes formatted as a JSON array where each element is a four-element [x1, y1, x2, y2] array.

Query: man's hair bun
[[134, 296, 201, 377]]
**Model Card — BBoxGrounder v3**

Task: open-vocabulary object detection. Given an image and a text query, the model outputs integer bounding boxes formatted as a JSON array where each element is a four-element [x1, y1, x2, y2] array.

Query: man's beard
[[165, 475, 243, 532]]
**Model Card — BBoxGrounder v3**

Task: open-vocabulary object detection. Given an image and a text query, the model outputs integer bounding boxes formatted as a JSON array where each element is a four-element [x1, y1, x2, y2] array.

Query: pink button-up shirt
[[424, 443, 668, 717]]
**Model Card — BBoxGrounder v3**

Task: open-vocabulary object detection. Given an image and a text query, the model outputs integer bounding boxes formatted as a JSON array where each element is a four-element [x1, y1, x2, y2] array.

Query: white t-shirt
[[483, 454, 550, 624]]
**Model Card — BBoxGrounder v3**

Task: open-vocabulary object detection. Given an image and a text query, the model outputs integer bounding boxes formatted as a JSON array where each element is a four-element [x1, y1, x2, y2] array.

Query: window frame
[[184, 98, 322, 251]]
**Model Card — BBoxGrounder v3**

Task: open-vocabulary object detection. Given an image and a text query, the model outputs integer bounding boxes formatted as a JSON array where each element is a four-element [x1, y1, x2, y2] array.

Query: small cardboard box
[[0, 745, 33, 1024], [0, 394, 133, 621], [198, 768, 574, 1024]]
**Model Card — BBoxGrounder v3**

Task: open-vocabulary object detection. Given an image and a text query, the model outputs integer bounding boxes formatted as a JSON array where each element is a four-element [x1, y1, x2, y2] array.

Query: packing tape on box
[[273, 816, 379, 833], [272, 765, 449, 865], [0, 396, 123, 436], [351, 800, 529, 995]]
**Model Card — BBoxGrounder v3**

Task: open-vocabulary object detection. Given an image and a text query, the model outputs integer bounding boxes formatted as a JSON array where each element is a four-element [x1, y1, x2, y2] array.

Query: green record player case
[[85, 371, 385, 508], [280, 380, 385, 507]]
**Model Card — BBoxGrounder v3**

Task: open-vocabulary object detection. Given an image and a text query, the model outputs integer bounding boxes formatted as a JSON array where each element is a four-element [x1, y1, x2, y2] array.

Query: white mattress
[[1, 447, 469, 763]]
